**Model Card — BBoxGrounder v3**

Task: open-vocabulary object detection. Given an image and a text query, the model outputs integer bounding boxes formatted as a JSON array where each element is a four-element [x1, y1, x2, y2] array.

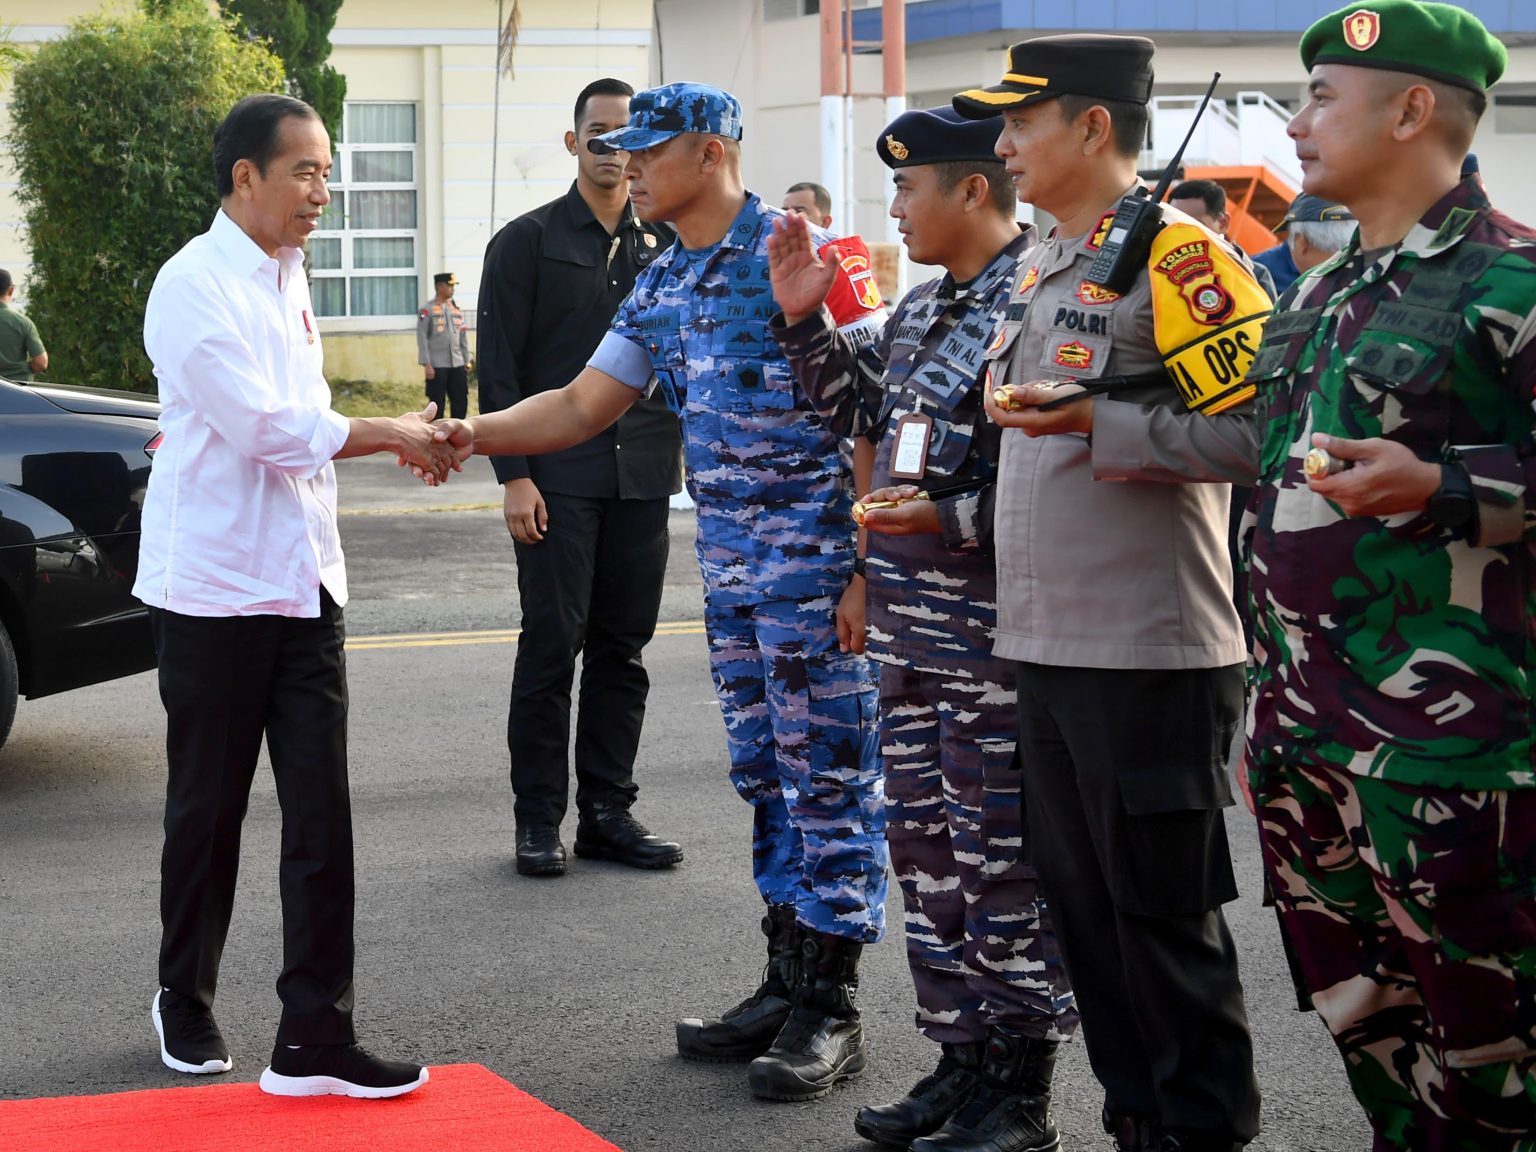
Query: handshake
[[389, 402, 476, 485]]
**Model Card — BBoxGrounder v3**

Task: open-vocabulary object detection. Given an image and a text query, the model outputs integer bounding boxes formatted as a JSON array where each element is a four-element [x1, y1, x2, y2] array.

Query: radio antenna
[[1151, 72, 1221, 203]]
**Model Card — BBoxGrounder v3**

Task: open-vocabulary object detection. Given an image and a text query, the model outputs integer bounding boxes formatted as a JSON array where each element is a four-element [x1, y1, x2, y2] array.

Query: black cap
[[876, 106, 1003, 170], [953, 34, 1155, 119], [433, 272, 457, 286], [1274, 193, 1355, 233]]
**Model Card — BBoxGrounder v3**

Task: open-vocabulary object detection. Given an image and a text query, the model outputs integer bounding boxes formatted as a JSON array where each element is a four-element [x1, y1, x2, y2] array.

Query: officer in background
[[477, 77, 683, 879], [958, 35, 1268, 1151], [782, 181, 834, 229], [430, 83, 890, 1105], [1253, 193, 1355, 293], [0, 268, 47, 383], [770, 107, 1078, 1152], [1243, 4, 1536, 1147], [417, 272, 470, 419]]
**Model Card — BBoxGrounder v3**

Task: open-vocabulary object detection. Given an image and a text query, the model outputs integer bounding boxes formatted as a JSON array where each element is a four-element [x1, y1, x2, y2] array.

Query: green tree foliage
[[8, 2, 284, 391], [220, 0, 346, 139]]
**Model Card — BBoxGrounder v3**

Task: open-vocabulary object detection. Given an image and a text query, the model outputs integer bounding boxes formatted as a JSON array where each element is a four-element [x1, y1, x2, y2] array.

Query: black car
[[0, 378, 161, 750]]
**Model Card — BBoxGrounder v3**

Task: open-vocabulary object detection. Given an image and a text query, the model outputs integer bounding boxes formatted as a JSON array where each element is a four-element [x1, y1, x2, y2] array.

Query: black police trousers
[[1014, 662, 1261, 1148], [150, 590, 356, 1047], [507, 491, 670, 827], [426, 364, 468, 421]]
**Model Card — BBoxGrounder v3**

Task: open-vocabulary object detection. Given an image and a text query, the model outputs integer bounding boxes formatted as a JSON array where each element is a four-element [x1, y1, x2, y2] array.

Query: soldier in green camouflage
[[1242, 3, 1536, 1148]]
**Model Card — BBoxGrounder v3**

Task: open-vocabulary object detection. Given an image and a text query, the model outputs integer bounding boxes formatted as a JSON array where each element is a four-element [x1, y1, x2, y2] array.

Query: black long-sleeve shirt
[[476, 182, 682, 498]]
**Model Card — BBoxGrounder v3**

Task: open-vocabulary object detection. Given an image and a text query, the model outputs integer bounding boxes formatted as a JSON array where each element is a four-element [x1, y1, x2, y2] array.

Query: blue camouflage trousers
[[704, 593, 887, 942], [882, 662, 1077, 1044]]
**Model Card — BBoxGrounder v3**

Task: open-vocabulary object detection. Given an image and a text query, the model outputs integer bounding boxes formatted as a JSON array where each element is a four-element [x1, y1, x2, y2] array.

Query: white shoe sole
[[151, 990, 232, 1075], [258, 1064, 429, 1099]]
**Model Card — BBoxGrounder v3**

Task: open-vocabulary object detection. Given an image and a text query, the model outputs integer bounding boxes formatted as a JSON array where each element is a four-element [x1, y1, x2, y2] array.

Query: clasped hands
[[393, 402, 474, 486]]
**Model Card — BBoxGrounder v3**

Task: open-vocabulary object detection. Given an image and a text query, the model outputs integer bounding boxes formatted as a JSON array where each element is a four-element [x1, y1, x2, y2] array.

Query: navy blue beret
[[877, 106, 1003, 170]]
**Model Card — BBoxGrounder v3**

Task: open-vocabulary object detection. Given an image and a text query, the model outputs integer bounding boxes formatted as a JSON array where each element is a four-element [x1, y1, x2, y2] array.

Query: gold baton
[[992, 383, 1060, 412], [1302, 447, 1352, 479], [852, 491, 930, 526]]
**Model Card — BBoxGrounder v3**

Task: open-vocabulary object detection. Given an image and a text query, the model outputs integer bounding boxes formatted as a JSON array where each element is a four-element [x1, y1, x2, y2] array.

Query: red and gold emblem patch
[[1152, 239, 1235, 326], [1077, 281, 1121, 306], [1343, 9, 1381, 52], [1018, 265, 1039, 293], [1053, 341, 1093, 370], [1087, 212, 1115, 252], [839, 253, 883, 310]]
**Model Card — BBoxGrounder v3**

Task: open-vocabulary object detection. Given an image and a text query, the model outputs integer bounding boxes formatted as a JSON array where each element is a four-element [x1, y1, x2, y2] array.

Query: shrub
[[8, 0, 284, 391]]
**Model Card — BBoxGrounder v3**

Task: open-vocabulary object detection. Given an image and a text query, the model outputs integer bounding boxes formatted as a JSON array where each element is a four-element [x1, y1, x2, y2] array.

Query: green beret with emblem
[[1300, 1, 1507, 93]]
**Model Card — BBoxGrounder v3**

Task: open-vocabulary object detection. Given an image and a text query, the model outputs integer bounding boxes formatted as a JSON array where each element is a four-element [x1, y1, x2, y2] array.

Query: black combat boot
[[853, 1040, 985, 1147], [908, 1028, 1060, 1152], [748, 931, 867, 1102], [676, 905, 801, 1061]]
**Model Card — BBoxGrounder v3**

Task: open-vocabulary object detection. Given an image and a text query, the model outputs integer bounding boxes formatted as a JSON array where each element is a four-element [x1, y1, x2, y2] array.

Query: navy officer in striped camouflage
[[430, 82, 891, 1105], [770, 106, 1080, 1152]]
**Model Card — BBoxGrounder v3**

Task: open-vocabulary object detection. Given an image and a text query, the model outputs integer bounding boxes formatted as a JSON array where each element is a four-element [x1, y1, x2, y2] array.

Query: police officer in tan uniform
[[956, 34, 1270, 1152], [417, 272, 471, 419]]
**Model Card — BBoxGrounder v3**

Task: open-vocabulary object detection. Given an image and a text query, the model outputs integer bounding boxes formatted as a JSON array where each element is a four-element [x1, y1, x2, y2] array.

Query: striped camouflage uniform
[[776, 228, 1078, 1044]]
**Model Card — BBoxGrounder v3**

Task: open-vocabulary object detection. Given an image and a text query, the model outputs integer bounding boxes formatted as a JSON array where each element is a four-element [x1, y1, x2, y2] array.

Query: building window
[[311, 102, 420, 318]]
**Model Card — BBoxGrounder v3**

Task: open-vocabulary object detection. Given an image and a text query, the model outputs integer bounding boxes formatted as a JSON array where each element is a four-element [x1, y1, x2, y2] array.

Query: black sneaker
[[152, 988, 231, 1075], [259, 1042, 428, 1099]]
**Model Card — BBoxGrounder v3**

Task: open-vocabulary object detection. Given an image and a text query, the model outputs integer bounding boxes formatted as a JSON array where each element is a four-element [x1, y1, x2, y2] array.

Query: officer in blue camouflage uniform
[[437, 83, 889, 1103], [770, 106, 1078, 1152]]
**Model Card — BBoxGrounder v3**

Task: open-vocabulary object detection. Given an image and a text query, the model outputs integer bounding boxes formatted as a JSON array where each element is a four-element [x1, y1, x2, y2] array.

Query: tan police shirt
[[417, 298, 470, 368], [987, 198, 1269, 670]]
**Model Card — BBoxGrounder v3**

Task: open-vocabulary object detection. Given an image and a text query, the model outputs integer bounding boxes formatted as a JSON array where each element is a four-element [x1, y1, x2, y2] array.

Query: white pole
[[842, 95, 855, 235], [821, 94, 845, 235], [883, 92, 907, 298]]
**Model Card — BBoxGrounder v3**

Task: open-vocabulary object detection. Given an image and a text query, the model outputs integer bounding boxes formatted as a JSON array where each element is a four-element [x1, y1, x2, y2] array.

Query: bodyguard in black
[[477, 78, 683, 877]]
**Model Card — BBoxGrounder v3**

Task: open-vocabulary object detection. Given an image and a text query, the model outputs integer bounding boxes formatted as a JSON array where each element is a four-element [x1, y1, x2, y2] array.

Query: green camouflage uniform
[[1244, 173, 1536, 1149]]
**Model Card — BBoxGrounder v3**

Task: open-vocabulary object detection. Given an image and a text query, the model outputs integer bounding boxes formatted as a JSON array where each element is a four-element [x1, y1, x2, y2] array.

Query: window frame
[[310, 101, 421, 321]]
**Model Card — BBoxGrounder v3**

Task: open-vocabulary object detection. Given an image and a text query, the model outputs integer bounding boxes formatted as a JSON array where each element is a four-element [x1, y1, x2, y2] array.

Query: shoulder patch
[[1148, 223, 1273, 415]]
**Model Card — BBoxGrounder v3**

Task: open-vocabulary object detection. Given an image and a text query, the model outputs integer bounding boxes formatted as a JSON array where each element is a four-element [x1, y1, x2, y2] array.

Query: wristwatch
[[852, 556, 867, 578], [1426, 462, 1476, 532]]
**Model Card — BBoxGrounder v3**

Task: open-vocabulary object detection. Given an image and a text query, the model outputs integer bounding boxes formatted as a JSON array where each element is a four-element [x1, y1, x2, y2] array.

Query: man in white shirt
[[137, 93, 452, 1099]]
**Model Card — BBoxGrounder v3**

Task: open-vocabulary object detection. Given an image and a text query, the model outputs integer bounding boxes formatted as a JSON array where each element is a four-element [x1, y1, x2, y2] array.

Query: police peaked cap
[[953, 34, 1155, 119], [877, 106, 1003, 170]]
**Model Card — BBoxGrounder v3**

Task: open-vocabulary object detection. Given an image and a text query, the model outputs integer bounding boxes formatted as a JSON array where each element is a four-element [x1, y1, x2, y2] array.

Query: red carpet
[[0, 1063, 622, 1152]]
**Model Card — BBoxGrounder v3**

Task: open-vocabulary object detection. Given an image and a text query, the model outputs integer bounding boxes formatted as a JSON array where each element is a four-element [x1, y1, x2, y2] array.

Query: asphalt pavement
[[0, 457, 1370, 1151]]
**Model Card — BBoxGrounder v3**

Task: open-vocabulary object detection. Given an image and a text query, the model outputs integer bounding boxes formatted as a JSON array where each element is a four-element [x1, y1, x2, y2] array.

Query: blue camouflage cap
[[588, 82, 744, 155]]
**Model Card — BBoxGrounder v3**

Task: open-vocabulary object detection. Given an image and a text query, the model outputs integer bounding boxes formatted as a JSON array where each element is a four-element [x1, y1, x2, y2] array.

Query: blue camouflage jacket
[[589, 192, 883, 606]]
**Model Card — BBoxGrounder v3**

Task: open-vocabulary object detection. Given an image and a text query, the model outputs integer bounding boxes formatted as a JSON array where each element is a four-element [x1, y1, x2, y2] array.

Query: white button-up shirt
[[134, 209, 352, 618]]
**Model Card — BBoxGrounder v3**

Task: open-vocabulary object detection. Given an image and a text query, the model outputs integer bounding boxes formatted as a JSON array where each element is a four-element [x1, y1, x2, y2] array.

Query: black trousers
[[150, 591, 356, 1046], [1014, 662, 1261, 1147], [426, 365, 468, 420], [508, 492, 670, 826]]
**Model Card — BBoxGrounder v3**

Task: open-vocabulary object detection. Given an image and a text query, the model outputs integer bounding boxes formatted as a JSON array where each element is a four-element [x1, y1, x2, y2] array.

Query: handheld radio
[[1082, 73, 1223, 294]]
